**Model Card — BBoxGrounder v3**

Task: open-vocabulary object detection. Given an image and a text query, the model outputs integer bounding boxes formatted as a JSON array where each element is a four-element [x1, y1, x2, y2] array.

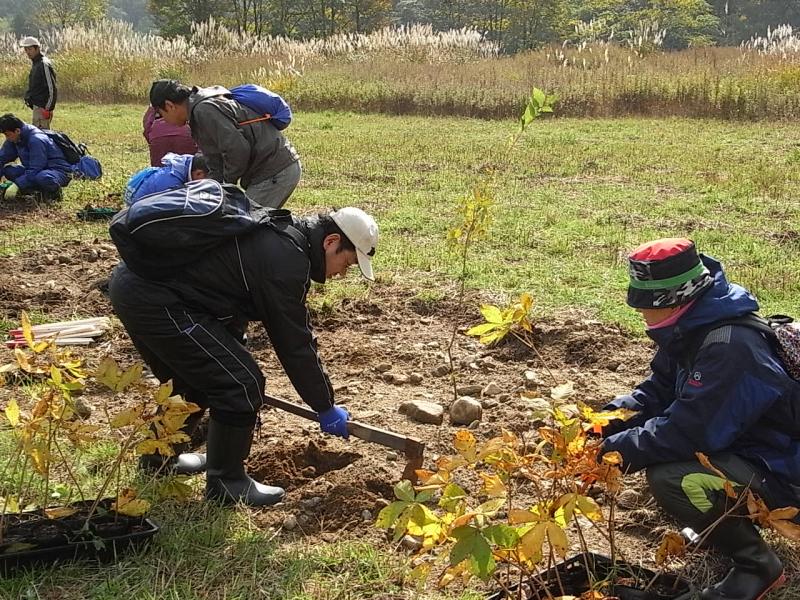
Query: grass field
[[2, 99, 800, 329], [1, 100, 800, 599]]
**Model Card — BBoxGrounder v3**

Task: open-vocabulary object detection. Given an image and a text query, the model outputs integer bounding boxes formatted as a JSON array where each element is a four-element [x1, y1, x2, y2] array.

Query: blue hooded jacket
[[125, 153, 195, 205], [0, 123, 71, 190], [603, 255, 800, 502]]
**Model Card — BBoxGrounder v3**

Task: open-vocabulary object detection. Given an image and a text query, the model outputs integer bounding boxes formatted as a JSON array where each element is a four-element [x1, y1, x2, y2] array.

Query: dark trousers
[[646, 453, 797, 532], [109, 264, 263, 427]]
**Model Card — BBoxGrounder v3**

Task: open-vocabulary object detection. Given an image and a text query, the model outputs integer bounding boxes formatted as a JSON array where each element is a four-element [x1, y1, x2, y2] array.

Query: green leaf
[[449, 526, 479, 566], [415, 489, 436, 503], [394, 480, 415, 502], [483, 524, 519, 549], [439, 483, 467, 512], [450, 526, 496, 580], [532, 87, 546, 108]]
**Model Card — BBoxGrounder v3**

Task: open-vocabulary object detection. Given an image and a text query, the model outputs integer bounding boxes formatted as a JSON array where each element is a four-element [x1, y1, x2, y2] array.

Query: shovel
[[263, 394, 426, 483]]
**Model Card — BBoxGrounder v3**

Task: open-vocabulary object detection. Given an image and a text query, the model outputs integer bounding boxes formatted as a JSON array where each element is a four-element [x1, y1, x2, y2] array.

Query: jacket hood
[[188, 86, 231, 117], [19, 123, 38, 145], [294, 215, 327, 284], [160, 152, 194, 180], [647, 254, 759, 349]]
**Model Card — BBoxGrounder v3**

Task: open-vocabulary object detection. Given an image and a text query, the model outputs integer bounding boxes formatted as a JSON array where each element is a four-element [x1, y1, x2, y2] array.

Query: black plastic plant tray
[[486, 552, 695, 600], [0, 502, 160, 574]]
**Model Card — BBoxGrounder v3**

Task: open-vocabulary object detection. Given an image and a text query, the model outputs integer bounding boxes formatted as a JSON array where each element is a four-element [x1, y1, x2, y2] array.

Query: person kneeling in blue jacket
[[600, 238, 799, 600], [0, 113, 71, 202], [124, 152, 208, 206]]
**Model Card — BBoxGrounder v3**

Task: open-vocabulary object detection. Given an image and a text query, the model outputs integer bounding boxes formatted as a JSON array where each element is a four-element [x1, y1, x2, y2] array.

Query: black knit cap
[[149, 79, 180, 108], [627, 238, 714, 309]]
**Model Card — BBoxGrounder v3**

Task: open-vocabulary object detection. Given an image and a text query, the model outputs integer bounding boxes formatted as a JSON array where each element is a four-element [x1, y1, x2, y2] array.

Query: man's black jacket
[[155, 215, 335, 413], [25, 54, 57, 111]]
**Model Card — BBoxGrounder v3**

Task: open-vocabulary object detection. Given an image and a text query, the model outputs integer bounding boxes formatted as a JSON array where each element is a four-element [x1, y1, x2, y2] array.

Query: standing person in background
[[20, 37, 56, 130], [148, 80, 301, 209], [142, 106, 197, 167]]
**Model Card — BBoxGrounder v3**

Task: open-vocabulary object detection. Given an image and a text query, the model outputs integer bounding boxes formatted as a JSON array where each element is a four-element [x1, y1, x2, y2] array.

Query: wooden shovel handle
[[263, 394, 425, 459]]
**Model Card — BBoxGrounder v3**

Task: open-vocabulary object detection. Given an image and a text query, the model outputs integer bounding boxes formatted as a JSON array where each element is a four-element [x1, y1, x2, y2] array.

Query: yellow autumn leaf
[[509, 508, 539, 524], [45, 507, 78, 519], [480, 473, 507, 498], [519, 522, 547, 563], [601, 451, 623, 466], [546, 522, 568, 558], [453, 430, 477, 461], [5, 398, 20, 427], [111, 408, 142, 428], [154, 380, 174, 405], [655, 531, 686, 565], [114, 498, 151, 517], [20, 312, 49, 353], [136, 439, 173, 456]]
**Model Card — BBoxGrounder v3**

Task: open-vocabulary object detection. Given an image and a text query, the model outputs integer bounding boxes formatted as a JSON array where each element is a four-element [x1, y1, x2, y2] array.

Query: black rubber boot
[[700, 517, 785, 600], [205, 419, 285, 507], [139, 408, 207, 476]]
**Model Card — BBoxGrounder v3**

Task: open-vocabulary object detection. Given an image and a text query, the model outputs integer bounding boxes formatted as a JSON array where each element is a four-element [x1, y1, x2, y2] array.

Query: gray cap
[[19, 36, 41, 48]]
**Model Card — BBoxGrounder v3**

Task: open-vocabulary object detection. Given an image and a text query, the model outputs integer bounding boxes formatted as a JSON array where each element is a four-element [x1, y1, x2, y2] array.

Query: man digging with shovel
[[109, 207, 379, 507]]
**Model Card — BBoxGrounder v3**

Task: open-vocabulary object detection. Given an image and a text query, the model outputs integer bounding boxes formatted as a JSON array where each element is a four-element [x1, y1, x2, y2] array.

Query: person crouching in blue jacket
[[124, 152, 208, 206], [0, 113, 71, 202], [601, 238, 799, 600]]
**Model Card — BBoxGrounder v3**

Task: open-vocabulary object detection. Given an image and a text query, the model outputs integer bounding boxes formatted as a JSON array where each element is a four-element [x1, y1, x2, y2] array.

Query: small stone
[[482, 382, 502, 397], [456, 384, 483, 396], [616, 363, 628, 372], [605, 361, 621, 371], [45, 280, 57, 290], [392, 374, 410, 385], [409, 372, 424, 384], [74, 397, 92, 419], [431, 364, 450, 377], [498, 393, 512, 403], [87, 249, 99, 262], [361, 510, 372, 522], [382, 372, 395, 383], [300, 466, 317, 478], [468, 419, 481, 430], [44, 254, 55, 265], [302, 496, 323, 508], [283, 515, 298, 530], [401, 535, 423, 552], [524, 370, 544, 387], [616, 489, 642, 510], [57, 254, 71, 264], [425, 341, 439, 348], [399, 400, 445, 425], [297, 514, 311, 525], [376, 362, 392, 373], [321, 532, 336, 542], [481, 397, 498, 409], [386, 452, 399, 461], [450, 397, 482, 425]]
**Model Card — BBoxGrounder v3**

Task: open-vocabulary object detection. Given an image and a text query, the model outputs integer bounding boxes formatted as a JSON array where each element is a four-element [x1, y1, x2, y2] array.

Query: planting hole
[[247, 440, 361, 491]]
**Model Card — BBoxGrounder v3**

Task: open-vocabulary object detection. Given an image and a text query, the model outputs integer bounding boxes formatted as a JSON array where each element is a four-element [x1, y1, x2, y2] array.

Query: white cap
[[19, 36, 41, 48], [331, 207, 379, 281]]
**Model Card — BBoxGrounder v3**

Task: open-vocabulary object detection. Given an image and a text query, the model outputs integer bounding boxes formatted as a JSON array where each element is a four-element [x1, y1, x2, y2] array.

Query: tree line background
[[3, 0, 800, 51]]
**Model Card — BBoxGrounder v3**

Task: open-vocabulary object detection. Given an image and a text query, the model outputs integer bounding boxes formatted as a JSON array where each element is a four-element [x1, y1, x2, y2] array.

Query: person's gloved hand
[[3, 183, 18, 200], [319, 405, 350, 439]]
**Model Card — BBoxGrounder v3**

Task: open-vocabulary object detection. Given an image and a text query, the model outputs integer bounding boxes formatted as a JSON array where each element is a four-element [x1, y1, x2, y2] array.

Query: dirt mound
[[247, 439, 362, 491]]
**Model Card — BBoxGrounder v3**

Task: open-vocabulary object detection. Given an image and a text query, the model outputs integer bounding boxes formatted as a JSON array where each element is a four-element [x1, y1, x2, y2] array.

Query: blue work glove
[[319, 405, 350, 439]]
